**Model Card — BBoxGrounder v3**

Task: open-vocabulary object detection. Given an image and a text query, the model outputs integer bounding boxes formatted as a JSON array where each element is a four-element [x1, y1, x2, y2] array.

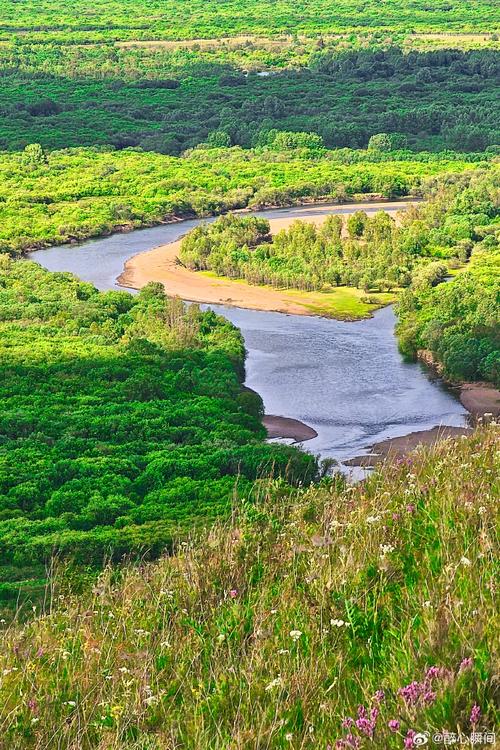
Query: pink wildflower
[[404, 730, 416, 748], [373, 689, 385, 703], [345, 734, 361, 749], [406, 504, 416, 513], [229, 589, 238, 599], [459, 657, 473, 672], [388, 719, 400, 732], [470, 704, 481, 726], [341, 718, 354, 729], [355, 716, 375, 738]]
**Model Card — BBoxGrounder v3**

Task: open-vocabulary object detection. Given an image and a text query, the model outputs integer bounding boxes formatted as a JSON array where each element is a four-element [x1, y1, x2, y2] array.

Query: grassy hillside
[[0, 426, 497, 749]]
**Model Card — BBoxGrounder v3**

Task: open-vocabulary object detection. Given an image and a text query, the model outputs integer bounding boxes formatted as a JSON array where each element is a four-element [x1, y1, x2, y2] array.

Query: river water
[[29, 203, 467, 463]]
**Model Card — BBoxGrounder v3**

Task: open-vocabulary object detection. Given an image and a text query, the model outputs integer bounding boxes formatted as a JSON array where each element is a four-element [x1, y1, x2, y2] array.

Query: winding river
[[29, 202, 467, 464]]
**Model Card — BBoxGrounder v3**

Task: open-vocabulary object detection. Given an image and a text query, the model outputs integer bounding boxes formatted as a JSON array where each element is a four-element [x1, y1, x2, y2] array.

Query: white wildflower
[[379, 543, 395, 557], [460, 556, 472, 567], [330, 619, 346, 627], [366, 515, 381, 524], [289, 630, 302, 641], [265, 675, 282, 691]]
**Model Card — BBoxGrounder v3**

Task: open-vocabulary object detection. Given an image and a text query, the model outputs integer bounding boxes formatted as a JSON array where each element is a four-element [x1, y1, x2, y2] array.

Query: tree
[[347, 211, 367, 238], [21, 143, 47, 168], [207, 130, 232, 148]]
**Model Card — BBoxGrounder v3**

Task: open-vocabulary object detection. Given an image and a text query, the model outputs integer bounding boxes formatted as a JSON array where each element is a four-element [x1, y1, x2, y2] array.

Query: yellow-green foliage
[[0, 147, 486, 255], [0, 427, 498, 749]]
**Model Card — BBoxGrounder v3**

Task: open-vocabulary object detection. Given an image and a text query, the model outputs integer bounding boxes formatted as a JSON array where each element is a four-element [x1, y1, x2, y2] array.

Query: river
[[29, 203, 467, 465]]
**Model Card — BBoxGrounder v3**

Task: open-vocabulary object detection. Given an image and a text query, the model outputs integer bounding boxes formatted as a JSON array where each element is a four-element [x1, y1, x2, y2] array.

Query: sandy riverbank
[[263, 415, 318, 442], [459, 382, 500, 418], [344, 425, 473, 467], [118, 200, 416, 316]]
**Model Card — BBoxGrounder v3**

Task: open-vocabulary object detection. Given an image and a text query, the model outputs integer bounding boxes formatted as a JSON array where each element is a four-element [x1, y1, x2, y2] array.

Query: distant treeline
[[0, 47, 498, 152]]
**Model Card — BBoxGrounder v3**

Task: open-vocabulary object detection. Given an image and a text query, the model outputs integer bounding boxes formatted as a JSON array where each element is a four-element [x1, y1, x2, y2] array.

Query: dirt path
[[118, 200, 416, 316]]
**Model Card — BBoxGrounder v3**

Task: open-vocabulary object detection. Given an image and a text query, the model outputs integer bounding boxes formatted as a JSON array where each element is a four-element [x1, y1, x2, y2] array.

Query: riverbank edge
[[19, 194, 419, 257]]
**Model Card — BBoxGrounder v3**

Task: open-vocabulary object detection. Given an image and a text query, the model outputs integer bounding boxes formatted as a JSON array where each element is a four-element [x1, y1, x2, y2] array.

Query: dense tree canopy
[[0, 260, 316, 591]]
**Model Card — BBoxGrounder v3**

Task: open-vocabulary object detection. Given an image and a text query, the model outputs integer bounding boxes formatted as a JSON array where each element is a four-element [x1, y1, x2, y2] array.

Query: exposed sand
[[263, 415, 318, 442], [459, 383, 500, 418], [344, 425, 472, 467], [118, 200, 416, 315]]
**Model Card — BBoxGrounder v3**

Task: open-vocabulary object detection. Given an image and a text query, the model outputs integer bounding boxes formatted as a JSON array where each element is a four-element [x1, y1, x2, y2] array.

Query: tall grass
[[0, 426, 498, 750]]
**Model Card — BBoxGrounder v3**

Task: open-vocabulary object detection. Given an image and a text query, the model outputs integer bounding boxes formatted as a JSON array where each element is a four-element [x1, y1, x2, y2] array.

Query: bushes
[[396, 168, 500, 385], [0, 261, 317, 575]]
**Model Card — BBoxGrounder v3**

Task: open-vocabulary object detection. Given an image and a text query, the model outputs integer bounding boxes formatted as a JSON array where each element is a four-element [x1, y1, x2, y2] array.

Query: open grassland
[[0, 426, 497, 749]]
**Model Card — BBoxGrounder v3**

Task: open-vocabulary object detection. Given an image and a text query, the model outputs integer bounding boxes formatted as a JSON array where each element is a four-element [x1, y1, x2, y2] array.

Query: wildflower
[[144, 695, 159, 706], [356, 717, 374, 737], [118, 667, 129, 674], [373, 689, 385, 703], [399, 681, 425, 706], [423, 600, 432, 608], [27, 698, 37, 713], [229, 589, 238, 599], [330, 619, 346, 627], [470, 704, 481, 726], [423, 690, 436, 704], [345, 734, 361, 748], [36, 647, 44, 658], [478, 506, 487, 515], [366, 515, 381, 524], [341, 717, 354, 729], [265, 675, 282, 691], [379, 543, 395, 556], [388, 719, 400, 732], [404, 730, 416, 748], [426, 666, 443, 680], [406, 504, 416, 513], [460, 556, 472, 567], [277, 648, 289, 655], [459, 657, 473, 672], [289, 630, 302, 641], [284, 733, 293, 741], [63, 700, 76, 707], [370, 706, 379, 721]]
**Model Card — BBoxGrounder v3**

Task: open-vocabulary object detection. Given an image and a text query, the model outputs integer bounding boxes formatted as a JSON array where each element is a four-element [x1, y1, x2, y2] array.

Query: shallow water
[[29, 204, 467, 463]]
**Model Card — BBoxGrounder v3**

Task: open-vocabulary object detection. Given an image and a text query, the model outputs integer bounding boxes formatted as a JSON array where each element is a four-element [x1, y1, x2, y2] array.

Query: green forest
[[1, 47, 499, 153], [0, 145, 485, 255], [0, 260, 315, 599]]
